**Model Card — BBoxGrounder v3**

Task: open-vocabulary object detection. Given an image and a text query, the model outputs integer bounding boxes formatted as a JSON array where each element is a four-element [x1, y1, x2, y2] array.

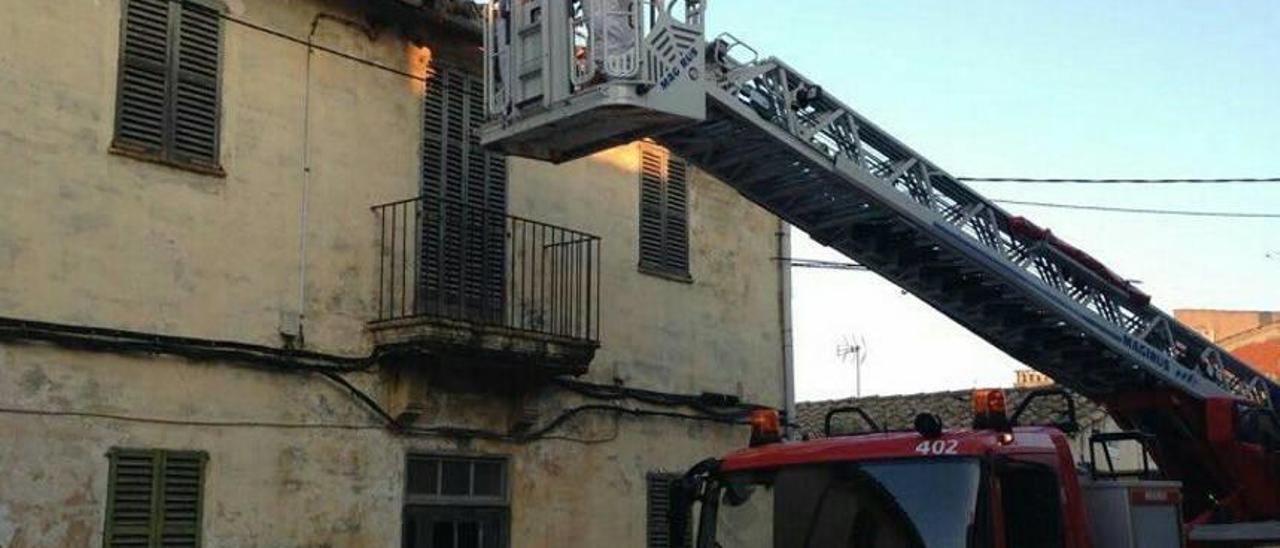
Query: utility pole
[[836, 335, 868, 398]]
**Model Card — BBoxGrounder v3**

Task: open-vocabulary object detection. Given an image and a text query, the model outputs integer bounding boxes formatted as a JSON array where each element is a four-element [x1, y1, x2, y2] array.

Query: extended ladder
[[677, 42, 1279, 409]]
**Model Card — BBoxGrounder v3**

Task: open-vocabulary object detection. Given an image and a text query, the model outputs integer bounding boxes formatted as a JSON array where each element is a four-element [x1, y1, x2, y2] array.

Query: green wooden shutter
[[159, 452, 206, 546], [421, 66, 508, 319], [646, 473, 691, 548], [639, 145, 667, 272], [420, 64, 449, 311], [105, 449, 206, 548], [105, 450, 160, 546], [663, 156, 690, 275], [115, 0, 172, 155], [638, 144, 690, 278], [170, 1, 221, 168], [466, 74, 508, 320], [113, 0, 221, 169]]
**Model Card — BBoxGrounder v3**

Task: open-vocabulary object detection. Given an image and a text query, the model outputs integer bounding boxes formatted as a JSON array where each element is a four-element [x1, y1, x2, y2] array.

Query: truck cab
[[679, 390, 1184, 548]]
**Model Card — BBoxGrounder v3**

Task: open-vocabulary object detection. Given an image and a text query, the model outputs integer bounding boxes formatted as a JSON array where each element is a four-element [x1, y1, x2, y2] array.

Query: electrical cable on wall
[[992, 199, 1280, 219], [962, 176, 1280, 184], [777, 258, 869, 271], [0, 316, 759, 445]]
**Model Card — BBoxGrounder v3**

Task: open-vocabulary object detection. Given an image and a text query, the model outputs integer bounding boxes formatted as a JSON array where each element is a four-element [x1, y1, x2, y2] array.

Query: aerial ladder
[[480, 0, 1280, 541]]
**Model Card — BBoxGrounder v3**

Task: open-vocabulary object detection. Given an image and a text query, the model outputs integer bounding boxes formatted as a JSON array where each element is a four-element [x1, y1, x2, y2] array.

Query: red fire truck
[[674, 389, 1276, 547], [478, 1, 1280, 545]]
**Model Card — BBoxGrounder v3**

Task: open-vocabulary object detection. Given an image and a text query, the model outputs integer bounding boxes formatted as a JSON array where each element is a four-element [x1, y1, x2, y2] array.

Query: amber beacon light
[[748, 408, 782, 447], [972, 388, 1012, 432]]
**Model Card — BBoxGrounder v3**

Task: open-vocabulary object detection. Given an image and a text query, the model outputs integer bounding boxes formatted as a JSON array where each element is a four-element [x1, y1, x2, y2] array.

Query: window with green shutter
[[646, 472, 692, 548], [113, 0, 223, 173], [420, 66, 508, 320], [638, 143, 690, 280], [104, 448, 208, 548]]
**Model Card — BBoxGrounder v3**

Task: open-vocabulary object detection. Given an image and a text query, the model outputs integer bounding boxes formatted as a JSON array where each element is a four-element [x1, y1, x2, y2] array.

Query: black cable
[[0, 406, 385, 431], [777, 258, 870, 271], [0, 316, 379, 372], [328, 375, 750, 443], [0, 316, 757, 443], [515, 404, 746, 442], [0, 316, 763, 413], [0, 371, 747, 443], [319, 370, 401, 427], [992, 199, 1280, 219], [962, 176, 1280, 184], [0, 312, 757, 445], [551, 378, 761, 420]]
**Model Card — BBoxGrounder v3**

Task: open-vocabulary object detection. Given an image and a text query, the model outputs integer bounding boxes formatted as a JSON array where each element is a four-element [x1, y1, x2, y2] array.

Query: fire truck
[[477, 1, 1280, 545]]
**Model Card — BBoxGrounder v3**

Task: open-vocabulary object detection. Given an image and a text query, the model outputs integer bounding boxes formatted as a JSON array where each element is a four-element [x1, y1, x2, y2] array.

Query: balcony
[[369, 196, 601, 375]]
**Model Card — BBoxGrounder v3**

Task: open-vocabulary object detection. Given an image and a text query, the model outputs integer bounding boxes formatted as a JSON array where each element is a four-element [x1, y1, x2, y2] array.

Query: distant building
[[1015, 369, 1055, 388], [1175, 309, 1280, 379]]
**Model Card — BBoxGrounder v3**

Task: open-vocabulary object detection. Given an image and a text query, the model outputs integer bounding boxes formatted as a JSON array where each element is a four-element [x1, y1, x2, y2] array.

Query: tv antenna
[[836, 335, 868, 397]]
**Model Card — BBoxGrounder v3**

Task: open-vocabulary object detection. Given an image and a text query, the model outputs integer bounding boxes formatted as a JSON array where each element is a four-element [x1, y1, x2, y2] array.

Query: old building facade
[[0, 1, 788, 546]]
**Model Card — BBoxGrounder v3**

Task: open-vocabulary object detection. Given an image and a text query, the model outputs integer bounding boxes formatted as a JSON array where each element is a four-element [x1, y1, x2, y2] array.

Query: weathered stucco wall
[[0, 345, 744, 547], [0, 0, 783, 545], [0, 0, 782, 397], [0, 0, 425, 354], [511, 149, 785, 406]]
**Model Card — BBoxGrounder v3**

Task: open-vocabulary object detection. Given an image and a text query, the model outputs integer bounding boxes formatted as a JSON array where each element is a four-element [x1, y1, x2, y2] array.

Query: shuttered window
[[104, 448, 207, 548], [638, 144, 690, 279], [646, 472, 691, 548], [420, 66, 508, 320], [113, 0, 223, 172]]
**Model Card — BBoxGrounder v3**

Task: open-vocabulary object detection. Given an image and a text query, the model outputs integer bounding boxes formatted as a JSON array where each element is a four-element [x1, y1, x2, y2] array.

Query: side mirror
[[1009, 387, 1079, 434], [823, 406, 882, 437]]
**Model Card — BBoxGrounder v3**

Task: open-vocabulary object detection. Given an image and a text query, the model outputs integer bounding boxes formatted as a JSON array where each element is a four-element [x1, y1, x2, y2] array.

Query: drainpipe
[[293, 14, 380, 348], [777, 219, 796, 438], [294, 20, 318, 348]]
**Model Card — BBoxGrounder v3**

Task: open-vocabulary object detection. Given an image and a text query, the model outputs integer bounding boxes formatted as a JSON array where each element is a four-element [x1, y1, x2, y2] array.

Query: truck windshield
[[702, 458, 985, 548]]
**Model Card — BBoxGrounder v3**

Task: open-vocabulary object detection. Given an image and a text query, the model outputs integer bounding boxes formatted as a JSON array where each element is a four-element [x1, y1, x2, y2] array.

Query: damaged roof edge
[[373, 0, 485, 41]]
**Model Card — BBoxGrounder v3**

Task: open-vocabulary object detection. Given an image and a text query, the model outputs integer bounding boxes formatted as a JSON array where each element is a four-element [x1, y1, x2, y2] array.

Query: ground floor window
[[403, 454, 509, 548], [647, 471, 691, 548], [103, 448, 207, 547]]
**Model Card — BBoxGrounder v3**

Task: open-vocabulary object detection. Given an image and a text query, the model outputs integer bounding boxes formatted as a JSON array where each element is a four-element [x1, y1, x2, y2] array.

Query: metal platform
[[481, 85, 700, 163], [482, 0, 707, 162]]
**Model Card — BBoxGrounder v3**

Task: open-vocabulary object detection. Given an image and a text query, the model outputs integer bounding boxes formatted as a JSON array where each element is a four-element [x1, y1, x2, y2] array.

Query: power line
[[961, 176, 1280, 184], [993, 199, 1280, 219], [779, 258, 870, 271]]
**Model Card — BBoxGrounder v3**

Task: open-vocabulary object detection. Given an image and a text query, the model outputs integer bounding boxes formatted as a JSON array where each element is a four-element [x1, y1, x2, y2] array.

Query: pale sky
[[706, 1, 1280, 401]]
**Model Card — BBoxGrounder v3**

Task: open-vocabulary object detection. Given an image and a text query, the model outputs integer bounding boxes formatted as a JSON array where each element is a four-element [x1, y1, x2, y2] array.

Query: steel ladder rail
[[650, 50, 1279, 411]]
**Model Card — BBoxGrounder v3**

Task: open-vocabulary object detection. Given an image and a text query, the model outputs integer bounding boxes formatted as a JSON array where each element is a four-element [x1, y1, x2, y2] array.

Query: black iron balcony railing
[[372, 196, 601, 344]]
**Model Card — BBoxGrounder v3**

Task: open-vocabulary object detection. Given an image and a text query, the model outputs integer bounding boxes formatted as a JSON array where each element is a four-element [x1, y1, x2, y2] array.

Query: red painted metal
[[1007, 216, 1152, 306], [719, 426, 1092, 548], [720, 427, 1061, 472]]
